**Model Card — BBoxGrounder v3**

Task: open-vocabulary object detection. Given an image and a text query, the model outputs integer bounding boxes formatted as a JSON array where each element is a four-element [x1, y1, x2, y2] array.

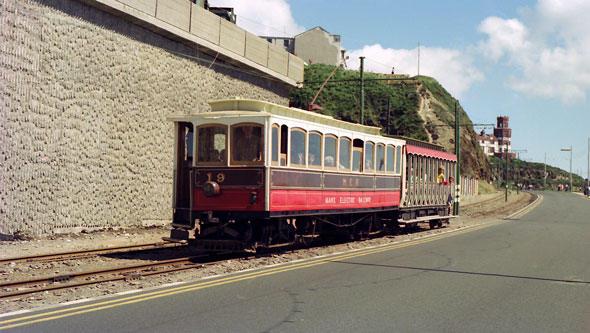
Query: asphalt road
[[2, 191, 589, 332]]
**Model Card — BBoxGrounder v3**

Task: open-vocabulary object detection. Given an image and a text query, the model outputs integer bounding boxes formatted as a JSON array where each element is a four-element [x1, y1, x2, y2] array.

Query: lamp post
[[560, 147, 572, 192], [359, 56, 365, 125]]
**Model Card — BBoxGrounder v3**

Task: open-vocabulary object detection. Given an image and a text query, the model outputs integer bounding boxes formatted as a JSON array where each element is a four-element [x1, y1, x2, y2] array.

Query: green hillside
[[290, 64, 492, 179], [289, 64, 428, 140], [489, 156, 586, 190]]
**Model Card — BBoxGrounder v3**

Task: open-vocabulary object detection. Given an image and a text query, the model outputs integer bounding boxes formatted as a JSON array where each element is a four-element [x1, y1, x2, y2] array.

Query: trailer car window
[[396, 146, 402, 173]]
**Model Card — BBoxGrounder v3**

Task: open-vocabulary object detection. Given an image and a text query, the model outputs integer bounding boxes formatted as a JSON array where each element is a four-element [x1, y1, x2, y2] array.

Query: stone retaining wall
[[0, 0, 290, 236]]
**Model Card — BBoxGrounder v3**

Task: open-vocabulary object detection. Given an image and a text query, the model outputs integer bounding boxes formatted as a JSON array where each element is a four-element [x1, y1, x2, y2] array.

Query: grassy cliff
[[290, 64, 492, 179]]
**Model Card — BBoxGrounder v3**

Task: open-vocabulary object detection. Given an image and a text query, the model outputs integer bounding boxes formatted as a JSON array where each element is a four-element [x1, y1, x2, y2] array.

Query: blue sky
[[211, 0, 590, 180]]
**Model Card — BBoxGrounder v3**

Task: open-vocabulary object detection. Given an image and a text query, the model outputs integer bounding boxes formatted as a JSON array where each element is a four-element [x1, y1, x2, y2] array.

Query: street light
[[560, 147, 572, 192]]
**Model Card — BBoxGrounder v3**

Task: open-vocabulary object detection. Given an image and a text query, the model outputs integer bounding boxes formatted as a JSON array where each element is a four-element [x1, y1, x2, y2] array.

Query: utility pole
[[454, 101, 460, 215], [505, 148, 509, 201], [359, 56, 365, 125], [386, 97, 391, 135], [417, 43, 420, 76]]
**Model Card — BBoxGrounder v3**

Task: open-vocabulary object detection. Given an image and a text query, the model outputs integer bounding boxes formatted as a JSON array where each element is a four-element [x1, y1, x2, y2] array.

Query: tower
[[493, 116, 514, 158]]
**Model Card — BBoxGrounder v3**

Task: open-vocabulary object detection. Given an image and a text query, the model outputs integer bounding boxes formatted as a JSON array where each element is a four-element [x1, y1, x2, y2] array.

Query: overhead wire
[[363, 57, 394, 72], [235, 15, 296, 37]]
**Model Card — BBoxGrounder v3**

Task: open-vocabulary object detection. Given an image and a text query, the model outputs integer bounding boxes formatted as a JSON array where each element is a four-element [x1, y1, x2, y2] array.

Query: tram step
[[398, 215, 457, 224], [162, 237, 188, 244]]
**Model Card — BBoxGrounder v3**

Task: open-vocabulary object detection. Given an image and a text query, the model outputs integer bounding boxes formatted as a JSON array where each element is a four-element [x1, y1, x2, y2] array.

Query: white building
[[477, 116, 515, 158]]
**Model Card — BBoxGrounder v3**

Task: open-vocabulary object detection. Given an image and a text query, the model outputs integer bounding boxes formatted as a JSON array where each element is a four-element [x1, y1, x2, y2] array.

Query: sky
[[210, 0, 590, 180]]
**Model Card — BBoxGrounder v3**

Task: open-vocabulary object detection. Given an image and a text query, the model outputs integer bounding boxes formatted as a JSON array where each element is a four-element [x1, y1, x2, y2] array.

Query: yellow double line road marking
[[0, 202, 539, 330], [509, 194, 543, 219]]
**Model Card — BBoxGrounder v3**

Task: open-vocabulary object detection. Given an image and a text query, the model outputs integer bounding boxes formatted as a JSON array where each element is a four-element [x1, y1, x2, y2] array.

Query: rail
[[0, 242, 181, 264]]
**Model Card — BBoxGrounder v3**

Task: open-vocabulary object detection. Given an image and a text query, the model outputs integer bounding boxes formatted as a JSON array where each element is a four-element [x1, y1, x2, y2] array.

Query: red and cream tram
[[165, 98, 456, 251]]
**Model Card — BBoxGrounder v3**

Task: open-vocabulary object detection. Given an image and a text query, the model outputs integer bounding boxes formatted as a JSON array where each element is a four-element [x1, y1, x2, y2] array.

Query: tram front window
[[231, 124, 264, 164], [197, 125, 226, 164]]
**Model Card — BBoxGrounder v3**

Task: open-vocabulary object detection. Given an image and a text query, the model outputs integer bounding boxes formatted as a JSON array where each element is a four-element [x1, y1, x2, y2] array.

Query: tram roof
[[168, 98, 383, 136]]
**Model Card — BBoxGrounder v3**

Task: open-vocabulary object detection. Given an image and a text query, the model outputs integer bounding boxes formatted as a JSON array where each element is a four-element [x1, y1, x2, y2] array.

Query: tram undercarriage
[[179, 206, 450, 253]]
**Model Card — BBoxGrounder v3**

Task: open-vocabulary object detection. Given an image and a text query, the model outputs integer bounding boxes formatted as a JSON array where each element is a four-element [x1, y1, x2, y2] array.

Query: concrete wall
[[0, 0, 290, 236], [96, 0, 304, 84]]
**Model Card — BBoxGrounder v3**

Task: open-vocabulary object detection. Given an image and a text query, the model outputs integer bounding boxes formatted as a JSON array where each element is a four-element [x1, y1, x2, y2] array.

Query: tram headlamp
[[203, 181, 220, 197]]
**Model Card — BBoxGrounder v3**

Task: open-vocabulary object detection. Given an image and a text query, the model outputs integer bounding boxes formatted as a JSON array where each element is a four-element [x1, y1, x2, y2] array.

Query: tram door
[[172, 122, 195, 228]]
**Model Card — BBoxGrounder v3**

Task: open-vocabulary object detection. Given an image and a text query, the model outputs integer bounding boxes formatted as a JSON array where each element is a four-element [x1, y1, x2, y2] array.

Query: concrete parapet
[[245, 31, 269, 67], [155, 0, 190, 31], [117, 0, 156, 15], [80, 0, 301, 87], [219, 18, 245, 57], [288, 53, 304, 83], [267, 43, 288, 76], [190, 2, 220, 44]]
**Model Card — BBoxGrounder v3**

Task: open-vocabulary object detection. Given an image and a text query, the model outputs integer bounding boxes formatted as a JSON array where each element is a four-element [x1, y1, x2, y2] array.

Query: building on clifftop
[[261, 26, 346, 66], [478, 116, 516, 158]]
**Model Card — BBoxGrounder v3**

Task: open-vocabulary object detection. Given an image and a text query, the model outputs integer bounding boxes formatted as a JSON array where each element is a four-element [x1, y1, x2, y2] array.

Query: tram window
[[386, 145, 395, 173], [396, 146, 402, 173], [324, 135, 337, 168], [364, 142, 374, 172], [180, 122, 194, 162], [185, 128, 193, 161], [308, 132, 322, 168], [352, 139, 363, 172], [339, 137, 351, 170], [290, 128, 306, 166], [271, 124, 279, 165], [196, 125, 226, 165], [280, 125, 288, 166], [231, 124, 263, 164], [376, 144, 385, 172]]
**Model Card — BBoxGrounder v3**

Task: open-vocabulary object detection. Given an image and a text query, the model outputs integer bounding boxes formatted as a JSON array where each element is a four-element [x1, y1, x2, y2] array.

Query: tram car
[[165, 98, 457, 251]]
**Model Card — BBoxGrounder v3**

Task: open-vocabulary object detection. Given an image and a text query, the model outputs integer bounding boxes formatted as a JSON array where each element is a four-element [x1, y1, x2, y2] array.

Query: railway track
[[462, 192, 534, 218], [0, 194, 528, 301], [0, 242, 182, 264], [0, 253, 251, 300]]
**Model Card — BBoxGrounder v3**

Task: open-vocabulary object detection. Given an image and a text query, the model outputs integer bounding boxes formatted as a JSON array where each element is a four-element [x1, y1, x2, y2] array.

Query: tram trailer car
[[165, 99, 457, 251]]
